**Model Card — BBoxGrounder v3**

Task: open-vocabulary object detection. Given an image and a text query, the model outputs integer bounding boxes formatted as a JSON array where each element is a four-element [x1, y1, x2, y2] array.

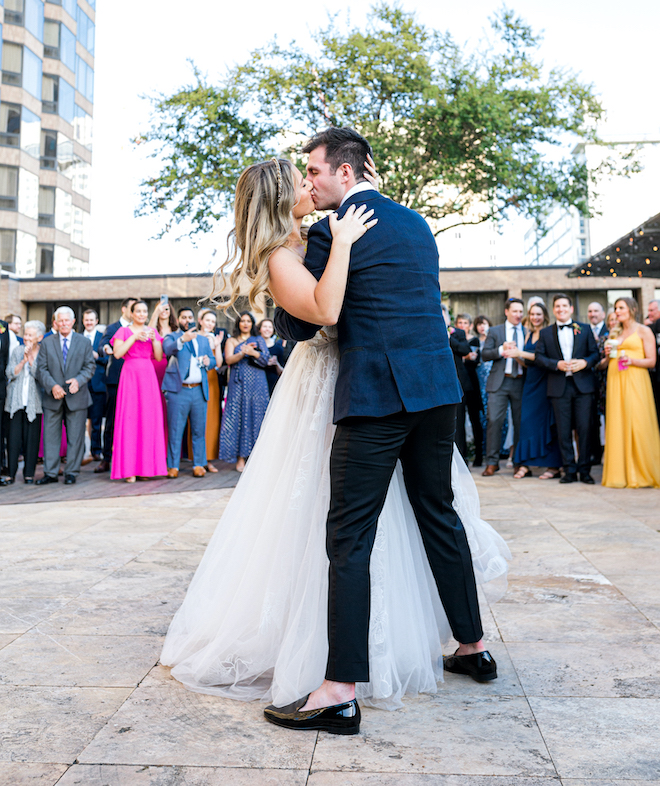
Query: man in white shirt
[[481, 298, 526, 476], [82, 309, 106, 461]]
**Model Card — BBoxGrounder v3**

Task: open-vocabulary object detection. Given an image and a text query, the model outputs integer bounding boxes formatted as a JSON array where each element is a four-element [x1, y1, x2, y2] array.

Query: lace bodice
[[304, 326, 338, 347]]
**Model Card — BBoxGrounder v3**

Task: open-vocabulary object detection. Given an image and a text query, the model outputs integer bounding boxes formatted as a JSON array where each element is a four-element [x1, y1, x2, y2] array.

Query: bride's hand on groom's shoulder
[[364, 153, 379, 190], [329, 204, 378, 244]]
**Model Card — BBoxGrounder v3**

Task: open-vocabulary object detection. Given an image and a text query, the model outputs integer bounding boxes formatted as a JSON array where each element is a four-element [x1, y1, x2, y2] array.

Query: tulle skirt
[[161, 333, 510, 710]]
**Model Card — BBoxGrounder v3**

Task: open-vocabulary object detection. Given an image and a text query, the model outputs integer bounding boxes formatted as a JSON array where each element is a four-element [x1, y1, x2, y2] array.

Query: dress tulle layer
[[161, 330, 510, 710]]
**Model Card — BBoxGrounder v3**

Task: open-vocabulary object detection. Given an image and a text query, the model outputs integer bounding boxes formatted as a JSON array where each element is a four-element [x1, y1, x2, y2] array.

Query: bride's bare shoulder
[[269, 245, 304, 269]]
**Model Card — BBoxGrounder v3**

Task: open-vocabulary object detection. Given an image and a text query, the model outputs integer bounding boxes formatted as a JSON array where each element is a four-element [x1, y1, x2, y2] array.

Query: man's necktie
[[62, 337, 68, 365]]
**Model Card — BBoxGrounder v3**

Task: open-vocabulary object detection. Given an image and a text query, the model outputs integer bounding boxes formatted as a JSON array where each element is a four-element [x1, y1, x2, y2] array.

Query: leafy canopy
[[135, 4, 610, 238]]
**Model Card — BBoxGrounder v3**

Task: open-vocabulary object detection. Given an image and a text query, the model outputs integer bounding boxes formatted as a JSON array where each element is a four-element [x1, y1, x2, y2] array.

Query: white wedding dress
[[161, 328, 510, 710]]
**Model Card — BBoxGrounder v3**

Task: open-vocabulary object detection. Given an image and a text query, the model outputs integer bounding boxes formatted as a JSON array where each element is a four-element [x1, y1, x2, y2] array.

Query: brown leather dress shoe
[[167, 468, 179, 479], [94, 461, 110, 473], [481, 465, 499, 476], [193, 466, 207, 477]]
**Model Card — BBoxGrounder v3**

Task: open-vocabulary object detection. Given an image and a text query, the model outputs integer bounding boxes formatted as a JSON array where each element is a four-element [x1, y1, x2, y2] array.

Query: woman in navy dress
[[219, 311, 270, 472], [511, 302, 562, 479]]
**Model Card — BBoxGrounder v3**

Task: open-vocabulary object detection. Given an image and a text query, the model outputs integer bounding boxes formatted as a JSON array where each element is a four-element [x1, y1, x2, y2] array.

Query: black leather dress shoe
[[36, 475, 58, 485], [559, 474, 577, 484], [64, 474, 76, 485], [443, 649, 497, 682], [264, 695, 360, 735], [0, 477, 14, 486], [580, 473, 595, 484], [24, 477, 34, 484], [94, 461, 110, 473], [92, 453, 103, 461]]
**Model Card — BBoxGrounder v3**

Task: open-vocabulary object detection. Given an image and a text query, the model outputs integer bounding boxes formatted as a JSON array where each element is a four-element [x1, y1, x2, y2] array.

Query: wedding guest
[[219, 311, 270, 472], [455, 313, 483, 466], [602, 297, 660, 488], [96, 297, 137, 473], [535, 293, 599, 484], [587, 302, 608, 464], [35, 306, 95, 485], [110, 300, 167, 483], [149, 301, 178, 387], [194, 308, 225, 471], [82, 309, 106, 461], [0, 315, 10, 482], [5, 314, 22, 354], [443, 306, 472, 460], [645, 299, 660, 425], [472, 315, 491, 462], [258, 318, 286, 395], [509, 302, 562, 479], [2, 320, 45, 485], [481, 298, 526, 476], [594, 310, 619, 428], [162, 307, 216, 478]]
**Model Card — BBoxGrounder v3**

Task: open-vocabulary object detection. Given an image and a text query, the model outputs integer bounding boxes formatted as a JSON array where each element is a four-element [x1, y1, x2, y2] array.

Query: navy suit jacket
[[100, 320, 125, 386], [274, 190, 461, 423], [88, 330, 107, 394], [534, 322, 599, 397], [0, 320, 9, 400], [162, 331, 216, 401]]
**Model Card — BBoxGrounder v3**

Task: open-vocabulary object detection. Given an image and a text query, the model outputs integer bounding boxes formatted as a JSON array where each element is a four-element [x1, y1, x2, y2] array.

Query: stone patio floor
[[1, 465, 659, 785]]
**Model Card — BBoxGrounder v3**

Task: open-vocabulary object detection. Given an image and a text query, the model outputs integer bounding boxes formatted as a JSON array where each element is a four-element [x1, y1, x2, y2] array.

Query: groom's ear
[[337, 163, 354, 184]]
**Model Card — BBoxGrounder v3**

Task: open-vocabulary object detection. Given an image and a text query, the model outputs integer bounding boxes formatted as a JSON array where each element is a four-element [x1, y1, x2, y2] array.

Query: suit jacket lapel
[[552, 324, 562, 358]]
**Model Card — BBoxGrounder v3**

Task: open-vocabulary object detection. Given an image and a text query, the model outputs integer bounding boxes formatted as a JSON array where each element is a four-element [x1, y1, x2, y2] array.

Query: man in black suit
[[82, 309, 106, 461], [535, 293, 600, 484], [0, 318, 10, 483], [95, 297, 137, 473], [646, 299, 660, 426], [586, 301, 608, 464], [455, 313, 484, 467]]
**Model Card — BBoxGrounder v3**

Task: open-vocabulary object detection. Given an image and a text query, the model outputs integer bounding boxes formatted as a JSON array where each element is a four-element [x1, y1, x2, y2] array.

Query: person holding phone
[[149, 296, 178, 387], [219, 311, 270, 472]]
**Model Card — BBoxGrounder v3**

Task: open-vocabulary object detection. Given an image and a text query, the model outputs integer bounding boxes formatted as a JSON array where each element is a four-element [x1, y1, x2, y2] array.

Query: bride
[[160, 157, 510, 711]]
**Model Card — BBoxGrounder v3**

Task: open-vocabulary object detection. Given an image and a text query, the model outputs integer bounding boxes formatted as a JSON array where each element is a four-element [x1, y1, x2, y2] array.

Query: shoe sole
[[264, 715, 359, 735]]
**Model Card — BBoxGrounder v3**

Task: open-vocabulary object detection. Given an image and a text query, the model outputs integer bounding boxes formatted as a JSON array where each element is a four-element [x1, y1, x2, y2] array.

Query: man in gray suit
[[36, 306, 95, 485], [481, 298, 526, 476]]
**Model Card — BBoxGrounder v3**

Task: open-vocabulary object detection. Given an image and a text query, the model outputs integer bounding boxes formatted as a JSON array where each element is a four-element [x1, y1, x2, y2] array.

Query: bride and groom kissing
[[161, 127, 509, 736]]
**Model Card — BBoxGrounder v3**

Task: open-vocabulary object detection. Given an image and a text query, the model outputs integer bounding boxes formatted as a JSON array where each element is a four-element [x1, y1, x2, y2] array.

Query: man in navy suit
[[535, 294, 600, 484], [269, 128, 494, 734], [586, 301, 608, 464], [162, 307, 216, 478], [95, 297, 137, 472], [82, 309, 106, 461]]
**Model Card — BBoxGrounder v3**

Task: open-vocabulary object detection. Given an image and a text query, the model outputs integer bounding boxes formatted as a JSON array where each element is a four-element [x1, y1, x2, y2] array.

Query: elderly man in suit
[[481, 297, 526, 476], [162, 307, 216, 478], [535, 293, 599, 484], [35, 306, 95, 485]]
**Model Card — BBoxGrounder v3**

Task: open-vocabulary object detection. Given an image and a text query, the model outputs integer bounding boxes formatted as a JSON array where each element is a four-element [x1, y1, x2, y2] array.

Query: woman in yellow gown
[[602, 297, 660, 488]]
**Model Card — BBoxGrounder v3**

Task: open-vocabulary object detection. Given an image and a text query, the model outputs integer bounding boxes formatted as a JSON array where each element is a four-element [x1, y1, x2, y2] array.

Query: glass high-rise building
[[0, 0, 94, 278]]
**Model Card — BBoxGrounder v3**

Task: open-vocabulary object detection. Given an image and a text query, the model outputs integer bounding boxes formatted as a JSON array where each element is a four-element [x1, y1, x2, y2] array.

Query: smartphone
[[160, 294, 169, 306]]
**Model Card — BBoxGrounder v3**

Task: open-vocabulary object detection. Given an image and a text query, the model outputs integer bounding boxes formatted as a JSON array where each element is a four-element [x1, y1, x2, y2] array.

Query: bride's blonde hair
[[209, 158, 298, 314]]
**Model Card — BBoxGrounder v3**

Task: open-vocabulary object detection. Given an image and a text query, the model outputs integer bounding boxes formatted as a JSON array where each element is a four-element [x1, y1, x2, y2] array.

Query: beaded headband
[[271, 157, 283, 206]]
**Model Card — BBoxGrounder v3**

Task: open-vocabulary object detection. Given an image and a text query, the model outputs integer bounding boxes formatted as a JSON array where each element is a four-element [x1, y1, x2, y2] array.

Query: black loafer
[[36, 475, 58, 485], [559, 474, 577, 484], [443, 649, 497, 682], [264, 695, 360, 735], [64, 474, 76, 485], [580, 473, 595, 484], [24, 477, 34, 484]]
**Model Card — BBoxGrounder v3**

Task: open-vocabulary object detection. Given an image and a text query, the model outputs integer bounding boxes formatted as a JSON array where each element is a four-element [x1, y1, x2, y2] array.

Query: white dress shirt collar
[[120, 316, 130, 327], [340, 182, 376, 207]]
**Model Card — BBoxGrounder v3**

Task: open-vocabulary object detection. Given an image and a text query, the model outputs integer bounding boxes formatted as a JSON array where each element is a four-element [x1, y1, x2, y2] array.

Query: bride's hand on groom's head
[[329, 204, 378, 244], [364, 154, 379, 190]]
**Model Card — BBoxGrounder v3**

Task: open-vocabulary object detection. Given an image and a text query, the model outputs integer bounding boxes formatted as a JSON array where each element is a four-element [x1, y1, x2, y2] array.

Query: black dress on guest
[[265, 339, 286, 396]]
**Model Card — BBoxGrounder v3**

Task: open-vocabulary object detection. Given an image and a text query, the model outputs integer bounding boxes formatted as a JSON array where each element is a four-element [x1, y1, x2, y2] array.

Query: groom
[[270, 127, 495, 735]]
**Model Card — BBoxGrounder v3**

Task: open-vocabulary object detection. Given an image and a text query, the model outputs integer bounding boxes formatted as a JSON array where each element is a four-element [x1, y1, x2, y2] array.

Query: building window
[[20, 105, 40, 158], [0, 230, 17, 272], [4, 0, 25, 26], [38, 185, 56, 226], [59, 77, 75, 123], [37, 243, 54, 275], [41, 130, 58, 170], [0, 165, 19, 211], [76, 7, 95, 55], [0, 102, 21, 147], [44, 19, 76, 72], [42, 74, 58, 114], [44, 20, 60, 59], [2, 42, 23, 87], [23, 46, 42, 99], [73, 104, 92, 150], [75, 55, 94, 102], [5, 0, 44, 41]]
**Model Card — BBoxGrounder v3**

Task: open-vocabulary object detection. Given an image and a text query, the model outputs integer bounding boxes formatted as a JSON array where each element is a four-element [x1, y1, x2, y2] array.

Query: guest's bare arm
[[269, 204, 377, 325]]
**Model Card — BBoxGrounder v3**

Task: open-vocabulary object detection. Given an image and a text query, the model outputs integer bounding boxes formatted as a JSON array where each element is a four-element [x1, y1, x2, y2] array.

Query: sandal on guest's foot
[[539, 469, 561, 480], [513, 467, 532, 479], [125, 476, 137, 484]]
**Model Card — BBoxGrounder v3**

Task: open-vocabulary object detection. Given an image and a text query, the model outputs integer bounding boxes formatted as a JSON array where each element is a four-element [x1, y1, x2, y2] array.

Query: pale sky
[[89, 0, 660, 276]]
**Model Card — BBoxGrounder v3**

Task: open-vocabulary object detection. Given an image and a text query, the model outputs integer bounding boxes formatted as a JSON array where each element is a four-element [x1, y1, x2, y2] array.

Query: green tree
[[135, 4, 613, 239]]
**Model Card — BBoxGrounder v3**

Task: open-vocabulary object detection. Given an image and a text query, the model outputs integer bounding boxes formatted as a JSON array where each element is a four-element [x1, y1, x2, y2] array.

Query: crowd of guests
[[0, 299, 292, 487], [448, 294, 660, 489]]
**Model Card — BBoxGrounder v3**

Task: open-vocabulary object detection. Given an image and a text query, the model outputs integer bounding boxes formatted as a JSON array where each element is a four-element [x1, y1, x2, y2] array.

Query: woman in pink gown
[[110, 300, 167, 482]]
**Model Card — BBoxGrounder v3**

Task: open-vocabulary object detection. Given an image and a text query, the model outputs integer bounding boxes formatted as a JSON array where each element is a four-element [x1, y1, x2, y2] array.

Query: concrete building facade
[[0, 0, 94, 279]]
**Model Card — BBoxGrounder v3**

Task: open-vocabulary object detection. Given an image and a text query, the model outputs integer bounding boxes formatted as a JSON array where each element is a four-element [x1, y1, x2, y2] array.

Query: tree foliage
[[135, 4, 613, 238]]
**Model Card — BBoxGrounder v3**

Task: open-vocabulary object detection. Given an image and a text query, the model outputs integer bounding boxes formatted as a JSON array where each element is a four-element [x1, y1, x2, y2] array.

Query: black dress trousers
[[325, 404, 483, 683]]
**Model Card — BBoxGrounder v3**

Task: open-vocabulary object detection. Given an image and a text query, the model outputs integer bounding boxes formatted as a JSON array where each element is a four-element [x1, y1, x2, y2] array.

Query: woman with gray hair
[[2, 320, 46, 485]]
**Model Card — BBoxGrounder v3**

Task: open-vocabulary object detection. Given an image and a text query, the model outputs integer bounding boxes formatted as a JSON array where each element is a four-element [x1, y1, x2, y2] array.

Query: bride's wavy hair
[[209, 158, 298, 315]]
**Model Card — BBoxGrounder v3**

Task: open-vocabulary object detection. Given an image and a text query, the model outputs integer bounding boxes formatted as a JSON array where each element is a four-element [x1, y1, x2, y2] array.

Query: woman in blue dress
[[219, 311, 270, 472], [511, 302, 562, 479]]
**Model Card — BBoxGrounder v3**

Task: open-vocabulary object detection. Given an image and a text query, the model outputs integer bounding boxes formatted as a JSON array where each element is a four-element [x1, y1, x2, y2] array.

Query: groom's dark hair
[[302, 127, 372, 181]]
